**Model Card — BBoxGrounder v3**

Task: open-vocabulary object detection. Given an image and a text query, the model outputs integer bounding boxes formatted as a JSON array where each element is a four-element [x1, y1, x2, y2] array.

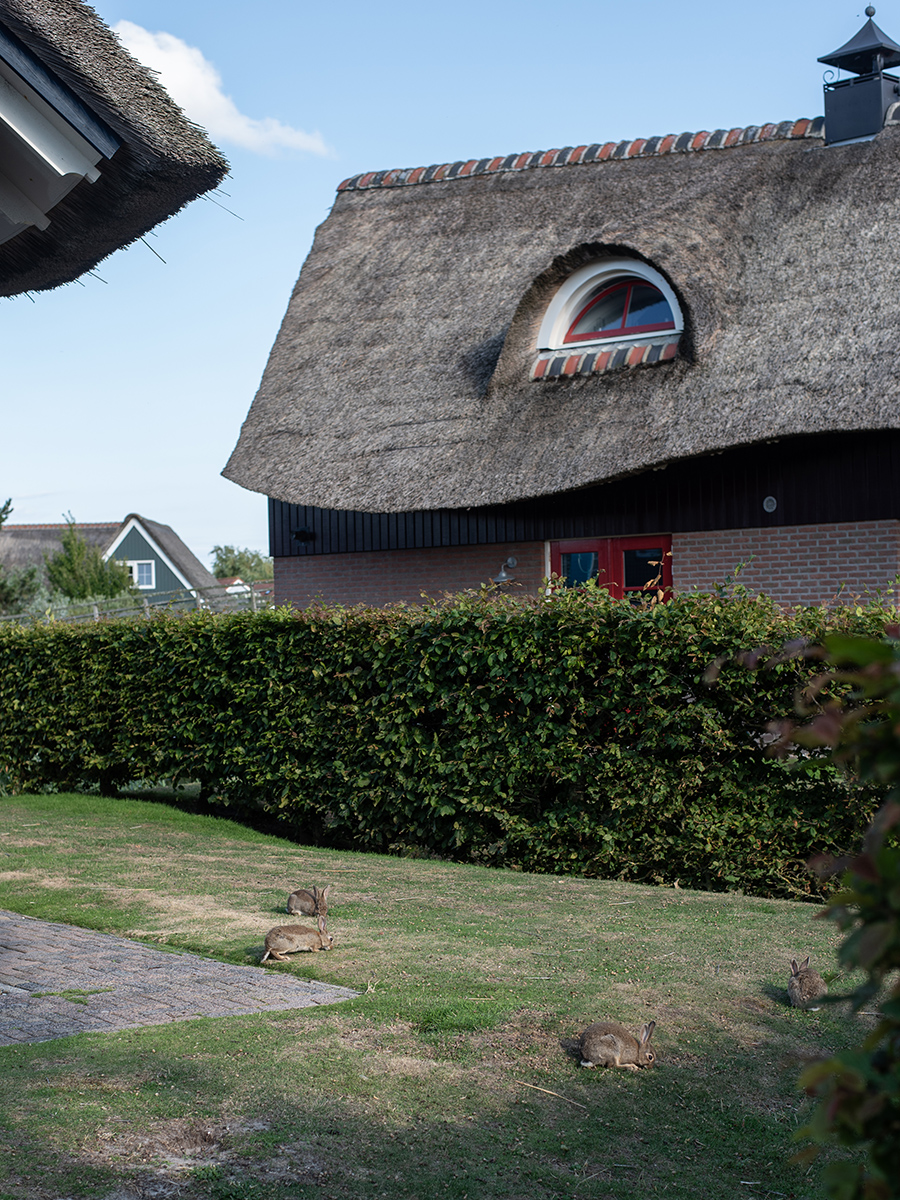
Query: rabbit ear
[[800, 956, 810, 971], [641, 1022, 656, 1045], [790, 959, 800, 975], [316, 913, 327, 933], [322, 886, 331, 901]]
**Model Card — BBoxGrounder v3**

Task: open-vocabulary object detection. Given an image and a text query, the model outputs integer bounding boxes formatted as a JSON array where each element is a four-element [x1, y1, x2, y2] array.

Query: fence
[[0, 580, 275, 625]]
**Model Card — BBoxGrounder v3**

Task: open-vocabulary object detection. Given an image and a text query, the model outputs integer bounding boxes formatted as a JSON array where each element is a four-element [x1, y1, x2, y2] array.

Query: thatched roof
[[224, 112, 900, 513], [0, 520, 116, 573], [0, 0, 227, 297], [130, 514, 220, 592]]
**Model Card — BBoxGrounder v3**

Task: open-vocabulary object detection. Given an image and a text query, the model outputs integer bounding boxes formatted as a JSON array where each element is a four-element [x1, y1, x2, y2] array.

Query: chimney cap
[[818, 15, 900, 75]]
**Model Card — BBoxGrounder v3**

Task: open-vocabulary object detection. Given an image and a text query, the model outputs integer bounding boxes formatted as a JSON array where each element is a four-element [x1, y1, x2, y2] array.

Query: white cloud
[[113, 20, 332, 157]]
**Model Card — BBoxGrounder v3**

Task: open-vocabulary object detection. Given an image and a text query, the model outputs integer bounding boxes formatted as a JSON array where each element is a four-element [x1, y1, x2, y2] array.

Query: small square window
[[126, 560, 155, 589]]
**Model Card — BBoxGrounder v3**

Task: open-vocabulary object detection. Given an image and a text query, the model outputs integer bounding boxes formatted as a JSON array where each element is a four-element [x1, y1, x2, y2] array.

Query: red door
[[549, 535, 672, 599]]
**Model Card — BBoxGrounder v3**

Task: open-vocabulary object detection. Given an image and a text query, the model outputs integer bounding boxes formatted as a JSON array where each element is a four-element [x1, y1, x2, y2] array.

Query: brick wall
[[275, 520, 900, 609], [275, 542, 547, 608], [672, 520, 900, 606]]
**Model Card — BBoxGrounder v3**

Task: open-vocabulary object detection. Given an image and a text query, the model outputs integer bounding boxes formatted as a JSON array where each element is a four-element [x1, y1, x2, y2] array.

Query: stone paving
[[0, 909, 358, 1045]]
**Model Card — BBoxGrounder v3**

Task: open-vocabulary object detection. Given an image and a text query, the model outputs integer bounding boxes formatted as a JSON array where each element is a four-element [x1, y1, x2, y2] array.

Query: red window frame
[[549, 535, 673, 599], [563, 280, 676, 344]]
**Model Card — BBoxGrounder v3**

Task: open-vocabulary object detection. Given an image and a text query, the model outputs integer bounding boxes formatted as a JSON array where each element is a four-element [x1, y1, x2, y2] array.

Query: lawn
[[0, 792, 869, 1200]]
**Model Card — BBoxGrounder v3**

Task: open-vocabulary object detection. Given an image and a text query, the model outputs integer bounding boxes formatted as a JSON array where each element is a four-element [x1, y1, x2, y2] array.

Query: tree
[[210, 545, 273, 580], [0, 564, 39, 615], [0, 497, 40, 615], [45, 516, 132, 600]]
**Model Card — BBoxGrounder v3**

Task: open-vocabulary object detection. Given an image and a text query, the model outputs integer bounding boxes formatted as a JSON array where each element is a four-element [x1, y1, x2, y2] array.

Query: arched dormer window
[[565, 279, 675, 343], [532, 258, 683, 381]]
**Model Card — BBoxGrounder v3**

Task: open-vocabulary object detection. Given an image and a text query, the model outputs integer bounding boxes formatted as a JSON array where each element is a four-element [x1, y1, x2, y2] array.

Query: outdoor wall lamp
[[492, 556, 517, 583]]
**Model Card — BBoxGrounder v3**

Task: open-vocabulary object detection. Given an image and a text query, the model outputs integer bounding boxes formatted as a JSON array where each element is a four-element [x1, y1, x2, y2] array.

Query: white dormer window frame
[[537, 258, 684, 352]]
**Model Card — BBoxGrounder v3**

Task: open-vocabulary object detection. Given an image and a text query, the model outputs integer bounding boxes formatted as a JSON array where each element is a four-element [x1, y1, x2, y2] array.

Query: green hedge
[[0, 587, 893, 897]]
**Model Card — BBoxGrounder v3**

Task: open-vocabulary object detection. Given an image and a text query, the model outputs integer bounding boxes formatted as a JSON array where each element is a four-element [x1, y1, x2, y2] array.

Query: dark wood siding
[[270, 431, 900, 557], [111, 527, 186, 594]]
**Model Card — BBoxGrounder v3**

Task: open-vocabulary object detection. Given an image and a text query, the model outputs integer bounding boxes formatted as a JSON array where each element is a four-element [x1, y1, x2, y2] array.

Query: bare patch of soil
[[84, 1116, 327, 1196]]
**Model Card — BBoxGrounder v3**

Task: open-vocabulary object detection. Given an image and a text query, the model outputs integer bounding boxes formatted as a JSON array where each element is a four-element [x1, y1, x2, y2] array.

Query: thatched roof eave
[[0, 0, 228, 297]]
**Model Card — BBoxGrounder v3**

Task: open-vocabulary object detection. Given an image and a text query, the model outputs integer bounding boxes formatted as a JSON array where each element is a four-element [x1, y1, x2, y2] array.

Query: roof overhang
[[0, 0, 227, 297], [0, 24, 119, 246]]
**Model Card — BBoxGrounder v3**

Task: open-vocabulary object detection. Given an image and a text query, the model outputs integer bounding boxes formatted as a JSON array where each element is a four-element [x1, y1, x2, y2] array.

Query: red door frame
[[549, 534, 673, 598]]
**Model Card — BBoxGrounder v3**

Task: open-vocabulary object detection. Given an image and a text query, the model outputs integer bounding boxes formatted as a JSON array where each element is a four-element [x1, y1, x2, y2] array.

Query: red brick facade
[[671, 520, 900, 607], [275, 542, 547, 608], [275, 519, 900, 609]]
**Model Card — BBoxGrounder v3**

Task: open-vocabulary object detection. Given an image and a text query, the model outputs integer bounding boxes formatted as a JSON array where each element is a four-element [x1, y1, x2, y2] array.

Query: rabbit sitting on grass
[[261, 925, 334, 962], [286, 885, 330, 932], [579, 1020, 657, 1070], [788, 957, 827, 1010]]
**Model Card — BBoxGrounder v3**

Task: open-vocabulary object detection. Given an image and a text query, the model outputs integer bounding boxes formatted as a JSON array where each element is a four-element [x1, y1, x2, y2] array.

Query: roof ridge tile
[[338, 117, 824, 194]]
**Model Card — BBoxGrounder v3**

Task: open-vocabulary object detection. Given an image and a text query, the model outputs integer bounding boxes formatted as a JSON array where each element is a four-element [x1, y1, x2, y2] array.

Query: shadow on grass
[[119, 780, 290, 834], [242, 941, 266, 964], [0, 1005, 858, 1200], [762, 981, 792, 1007], [558, 1034, 583, 1065]]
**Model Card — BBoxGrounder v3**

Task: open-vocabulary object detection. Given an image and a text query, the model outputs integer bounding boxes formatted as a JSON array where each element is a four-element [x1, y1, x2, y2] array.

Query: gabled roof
[[224, 113, 900, 514], [0, 0, 228, 297], [104, 514, 221, 593]]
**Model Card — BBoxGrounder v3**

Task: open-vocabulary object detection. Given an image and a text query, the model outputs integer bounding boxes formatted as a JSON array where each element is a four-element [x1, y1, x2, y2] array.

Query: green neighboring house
[[0, 513, 221, 603]]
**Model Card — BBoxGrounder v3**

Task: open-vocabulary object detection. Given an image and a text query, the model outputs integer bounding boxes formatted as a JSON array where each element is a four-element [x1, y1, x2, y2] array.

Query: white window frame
[[537, 258, 684, 352], [125, 559, 155, 590]]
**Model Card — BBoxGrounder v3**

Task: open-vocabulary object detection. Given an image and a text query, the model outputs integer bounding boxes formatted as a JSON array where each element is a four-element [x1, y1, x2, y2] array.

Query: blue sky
[[0, 0, 888, 566]]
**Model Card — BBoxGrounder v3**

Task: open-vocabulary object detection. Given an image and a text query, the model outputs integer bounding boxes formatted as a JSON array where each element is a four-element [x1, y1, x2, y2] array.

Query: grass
[[0, 791, 871, 1200]]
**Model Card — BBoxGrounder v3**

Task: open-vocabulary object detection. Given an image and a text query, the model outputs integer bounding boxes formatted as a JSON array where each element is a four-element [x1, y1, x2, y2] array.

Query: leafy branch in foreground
[[777, 630, 900, 1199]]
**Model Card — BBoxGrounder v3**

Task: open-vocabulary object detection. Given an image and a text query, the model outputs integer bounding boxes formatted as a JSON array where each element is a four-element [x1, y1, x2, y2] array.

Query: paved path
[[0, 909, 357, 1046]]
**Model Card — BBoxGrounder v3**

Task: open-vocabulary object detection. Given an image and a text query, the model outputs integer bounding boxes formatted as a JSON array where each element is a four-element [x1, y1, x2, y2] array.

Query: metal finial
[[866, 6, 876, 16]]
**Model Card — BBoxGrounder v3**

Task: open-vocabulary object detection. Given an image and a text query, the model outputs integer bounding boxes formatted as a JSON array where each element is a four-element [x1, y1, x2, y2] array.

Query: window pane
[[624, 283, 674, 329], [136, 562, 153, 587], [561, 552, 599, 588], [567, 284, 628, 339], [623, 548, 662, 590]]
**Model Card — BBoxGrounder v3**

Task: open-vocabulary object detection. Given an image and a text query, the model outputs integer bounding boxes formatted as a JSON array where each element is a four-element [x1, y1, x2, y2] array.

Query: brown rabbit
[[579, 1020, 657, 1070], [286, 885, 331, 932], [261, 925, 334, 962], [788, 957, 827, 1010]]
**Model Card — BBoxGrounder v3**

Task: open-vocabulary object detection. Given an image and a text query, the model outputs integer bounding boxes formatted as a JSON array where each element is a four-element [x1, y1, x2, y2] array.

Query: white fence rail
[[0, 580, 275, 626]]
